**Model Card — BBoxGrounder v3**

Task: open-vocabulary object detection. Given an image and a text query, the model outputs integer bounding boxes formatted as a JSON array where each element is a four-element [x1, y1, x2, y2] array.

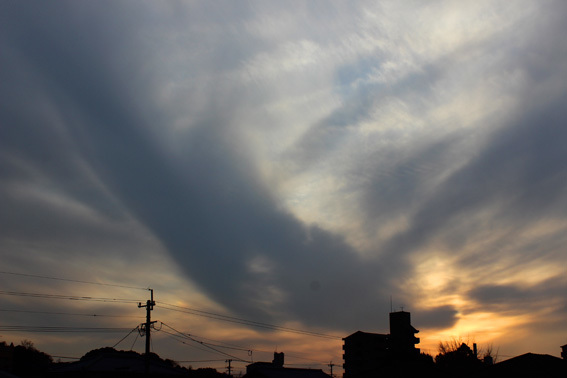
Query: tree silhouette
[[435, 339, 482, 376], [12, 339, 53, 377]]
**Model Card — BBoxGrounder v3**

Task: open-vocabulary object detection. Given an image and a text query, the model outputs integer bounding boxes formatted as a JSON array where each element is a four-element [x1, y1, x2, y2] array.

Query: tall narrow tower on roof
[[389, 311, 420, 355]]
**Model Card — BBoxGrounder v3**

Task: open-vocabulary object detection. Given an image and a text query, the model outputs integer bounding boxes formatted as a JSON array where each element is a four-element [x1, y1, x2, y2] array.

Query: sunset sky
[[1, 1, 567, 374]]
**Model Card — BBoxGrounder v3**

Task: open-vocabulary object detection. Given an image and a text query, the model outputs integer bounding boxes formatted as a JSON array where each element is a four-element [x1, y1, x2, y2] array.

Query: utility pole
[[328, 362, 334, 378], [138, 289, 156, 374], [226, 359, 233, 377]]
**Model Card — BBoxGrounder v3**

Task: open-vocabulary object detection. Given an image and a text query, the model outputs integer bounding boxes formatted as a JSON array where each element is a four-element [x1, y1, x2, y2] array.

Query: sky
[[1, 0, 567, 374]]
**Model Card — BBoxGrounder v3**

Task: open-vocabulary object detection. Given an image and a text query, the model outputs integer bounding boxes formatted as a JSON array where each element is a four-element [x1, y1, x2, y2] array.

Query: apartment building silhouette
[[343, 311, 420, 378]]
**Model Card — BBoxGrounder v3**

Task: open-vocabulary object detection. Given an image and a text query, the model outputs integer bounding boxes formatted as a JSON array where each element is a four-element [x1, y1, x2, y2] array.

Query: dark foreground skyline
[[1, 328, 566, 378]]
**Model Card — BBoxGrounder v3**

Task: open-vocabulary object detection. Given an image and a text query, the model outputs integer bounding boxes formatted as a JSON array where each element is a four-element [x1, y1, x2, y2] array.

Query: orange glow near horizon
[[419, 311, 525, 356]]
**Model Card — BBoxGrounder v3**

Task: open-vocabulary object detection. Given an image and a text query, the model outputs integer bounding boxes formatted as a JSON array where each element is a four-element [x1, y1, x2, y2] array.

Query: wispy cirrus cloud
[[1, 0, 567, 363]]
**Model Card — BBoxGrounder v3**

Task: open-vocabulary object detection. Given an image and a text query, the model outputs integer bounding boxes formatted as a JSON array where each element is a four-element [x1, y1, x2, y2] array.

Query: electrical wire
[[112, 326, 140, 348], [158, 324, 340, 371], [157, 322, 251, 363], [0, 274, 342, 367], [157, 328, 223, 355], [51, 355, 81, 360], [0, 270, 148, 290], [175, 359, 227, 363], [281, 350, 337, 364], [130, 330, 140, 351], [0, 308, 143, 319], [0, 325, 134, 333], [1, 271, 340, 339], [153, 323, 256, 354], [157, 302, 342, 340], [152, 323, 251, 353], [0, 290, 143, 303]]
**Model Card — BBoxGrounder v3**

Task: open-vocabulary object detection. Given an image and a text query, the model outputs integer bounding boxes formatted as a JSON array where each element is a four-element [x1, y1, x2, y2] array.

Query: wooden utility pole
[[138, 289, 156, 374], [226, 359, 233, 377]]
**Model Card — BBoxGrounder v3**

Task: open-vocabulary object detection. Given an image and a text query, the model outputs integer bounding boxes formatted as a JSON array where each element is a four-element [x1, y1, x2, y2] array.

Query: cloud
[[413, 306, 459, 330], [0, 2, 405, 333], [2, 0, 567, 363], [467, 275, 567, 312]]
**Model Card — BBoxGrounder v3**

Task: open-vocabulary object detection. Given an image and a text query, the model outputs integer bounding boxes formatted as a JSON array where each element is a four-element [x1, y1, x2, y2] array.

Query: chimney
[[273, 352, 284, 367], [473, 343, 477, 358]]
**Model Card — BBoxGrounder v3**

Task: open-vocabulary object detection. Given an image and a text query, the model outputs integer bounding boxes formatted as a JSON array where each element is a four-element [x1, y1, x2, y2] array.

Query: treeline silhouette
[[0, 339, 229, 378], [0, 340, 52, 377]]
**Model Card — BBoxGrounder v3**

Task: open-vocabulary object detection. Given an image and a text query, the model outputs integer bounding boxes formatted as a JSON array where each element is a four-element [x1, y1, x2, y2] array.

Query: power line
[[0, 270, 148, 290], [156, 324, 340, 370], [157, 302, 342, 340], [176, 359, 227, 363], [0, 284, 342, 367], [158, 322, 251, 363], [161, 328, 334, 367], [158, 328, 225, 356], [0, 308, 142, 318], [112, 326, 141, 348], [279, 351, 335, 364], [168, 329, 255, 352], [157, 328, 227, 356], [51, 355, 81, 360], [0, 271, 341, 339], [0, 290, 143, 303], [152, 323, 251, 353], [0, 325, 134, 333]]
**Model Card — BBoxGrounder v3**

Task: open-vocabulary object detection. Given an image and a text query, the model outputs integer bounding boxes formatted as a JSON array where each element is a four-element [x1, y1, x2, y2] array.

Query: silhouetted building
[[342, 331, 389, 378], [482, 353, 567, 378], [245, 352, 331, 378], [273, 352, 284, 368], [561, 344, 567, 360], [389, 311, 420, 357], [342, 311, 420, 378]]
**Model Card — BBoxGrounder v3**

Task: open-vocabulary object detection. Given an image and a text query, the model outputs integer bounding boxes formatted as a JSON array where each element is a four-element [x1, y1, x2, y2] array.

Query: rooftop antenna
[[390, 296, 393, 313]]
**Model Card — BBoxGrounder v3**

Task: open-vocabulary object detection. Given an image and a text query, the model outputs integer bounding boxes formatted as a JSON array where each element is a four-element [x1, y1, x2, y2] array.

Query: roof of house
[[483, 353, 566, 378], [245, 364, 331, 378], [343, 330, 389, 341]]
